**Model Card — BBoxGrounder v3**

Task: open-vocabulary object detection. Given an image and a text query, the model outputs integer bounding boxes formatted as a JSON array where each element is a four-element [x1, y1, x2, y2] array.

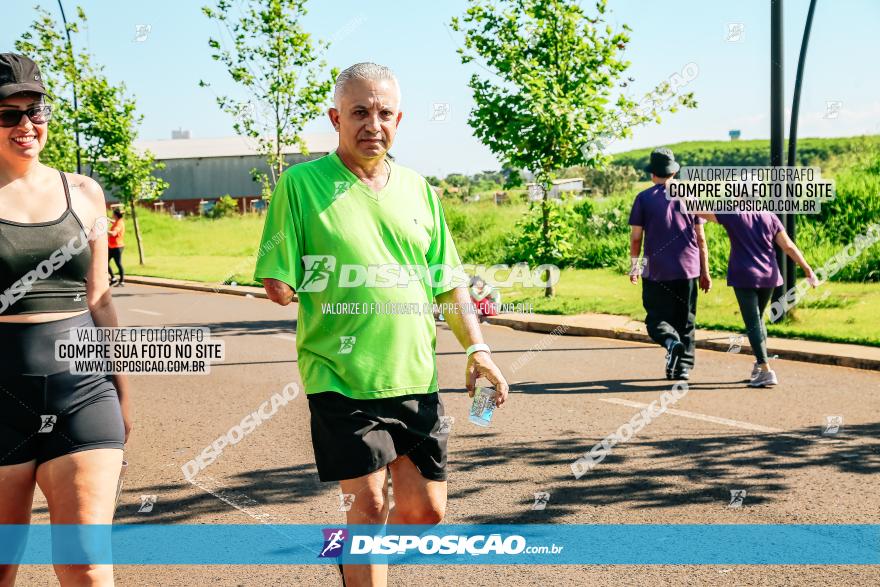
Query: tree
[[445, 173, 470, 188], [16, 5, 167, 265], [451, 0, 697, 295], [501, 164, 524, 189], [14, 6, 80, 172], [93, 143, 167, 265], [201, 0, 338, 200]]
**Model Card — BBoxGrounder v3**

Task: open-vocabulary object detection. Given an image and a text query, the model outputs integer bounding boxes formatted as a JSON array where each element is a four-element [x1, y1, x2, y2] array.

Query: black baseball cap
[[0, 53, 48, 100]]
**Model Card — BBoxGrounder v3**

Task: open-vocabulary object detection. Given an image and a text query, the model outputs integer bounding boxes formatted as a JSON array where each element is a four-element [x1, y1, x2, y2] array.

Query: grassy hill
[[611, 135, 880, 177]]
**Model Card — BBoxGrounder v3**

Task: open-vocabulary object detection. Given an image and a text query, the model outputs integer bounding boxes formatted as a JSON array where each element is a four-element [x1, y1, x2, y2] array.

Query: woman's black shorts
[[0, 311, 124, 466], [307, 391, 448, 483]]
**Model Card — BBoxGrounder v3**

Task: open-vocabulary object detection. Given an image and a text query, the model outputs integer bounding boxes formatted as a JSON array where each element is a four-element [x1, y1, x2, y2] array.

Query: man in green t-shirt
[[255, 62, 509, 586]]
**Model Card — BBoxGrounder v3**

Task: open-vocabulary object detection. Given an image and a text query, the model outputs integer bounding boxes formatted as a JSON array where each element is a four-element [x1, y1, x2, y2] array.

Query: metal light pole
[[769, 0, 787, 322], [786, 0, 819, 293], [56, 0, 82, 174]]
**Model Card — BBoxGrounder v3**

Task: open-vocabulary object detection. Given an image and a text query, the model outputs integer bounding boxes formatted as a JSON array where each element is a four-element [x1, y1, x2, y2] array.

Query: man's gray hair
[[333, 62, 399, 108]]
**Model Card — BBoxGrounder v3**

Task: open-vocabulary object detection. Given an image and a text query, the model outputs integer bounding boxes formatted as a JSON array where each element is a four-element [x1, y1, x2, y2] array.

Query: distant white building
[[119, 133, 339, 214], [526, 177, 585, 201]]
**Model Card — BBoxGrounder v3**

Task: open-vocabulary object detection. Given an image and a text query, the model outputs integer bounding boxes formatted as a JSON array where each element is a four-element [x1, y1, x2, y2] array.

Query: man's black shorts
[[307, 391, 448, 483]]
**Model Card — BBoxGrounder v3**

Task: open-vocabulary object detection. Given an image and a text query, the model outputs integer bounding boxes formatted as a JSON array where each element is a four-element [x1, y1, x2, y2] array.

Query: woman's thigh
[[37, 448, 122, 524], [0, 460, 37, 522], [0, 460, 37, 585]]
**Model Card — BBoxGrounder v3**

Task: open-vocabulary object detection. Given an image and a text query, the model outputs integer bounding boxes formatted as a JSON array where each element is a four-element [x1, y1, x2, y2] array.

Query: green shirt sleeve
[[424, 180, 466, 298], [254, 172, 304, 290]]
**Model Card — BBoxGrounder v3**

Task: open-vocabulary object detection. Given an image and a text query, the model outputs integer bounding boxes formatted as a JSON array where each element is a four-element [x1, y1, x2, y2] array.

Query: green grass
[[121, 211, 266, 286], [501, 268, 880, 347], [122, 207, 880, 347]]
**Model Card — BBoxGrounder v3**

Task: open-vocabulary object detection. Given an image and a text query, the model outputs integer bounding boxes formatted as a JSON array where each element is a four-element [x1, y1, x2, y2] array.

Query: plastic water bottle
[[469, 386, 496, 427]]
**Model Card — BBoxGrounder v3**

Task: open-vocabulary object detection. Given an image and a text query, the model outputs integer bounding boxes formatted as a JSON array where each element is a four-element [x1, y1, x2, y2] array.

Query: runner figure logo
[[728, 489, 747, 509], [338, 493, 356, 512], [299, 255, 336, 292], [138, 495, 157, 513], [726, 23, 744, 42], [133, 24, 151, 42], [629, 257, 648, 277], [580, 135, 609, 163], [333, 181, 351, 201], [822, 415, 843, 436], [527, 183, 544, 201], [38, 415, 56, 433], [429, 102, 450, 122], [437, 416, 454, 435], [319, 528, 349, 558], [338, 336, 356, 355], [823, 101, 843, 120], [532, 491, 550, 510], [727, 334, 744, 354]]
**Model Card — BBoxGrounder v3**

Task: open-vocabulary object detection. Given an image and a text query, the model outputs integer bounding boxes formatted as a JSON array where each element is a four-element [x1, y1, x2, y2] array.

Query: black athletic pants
[[108, 246, 124, 282], [641, 277, 698, 369]]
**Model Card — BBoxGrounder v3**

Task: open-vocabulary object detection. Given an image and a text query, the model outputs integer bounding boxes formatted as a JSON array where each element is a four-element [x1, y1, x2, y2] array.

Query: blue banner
[[1, 524, 877, 565]]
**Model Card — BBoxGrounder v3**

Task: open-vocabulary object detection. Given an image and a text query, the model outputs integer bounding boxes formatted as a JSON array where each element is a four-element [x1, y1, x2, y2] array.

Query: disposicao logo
[[349, 533, 528, 555], [299, 255, 336, 292], [319, 528, 349, 558]]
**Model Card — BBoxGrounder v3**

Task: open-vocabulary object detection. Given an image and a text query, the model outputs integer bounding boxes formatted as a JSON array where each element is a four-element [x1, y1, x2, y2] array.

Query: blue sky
[[3, 0, 879, 176]]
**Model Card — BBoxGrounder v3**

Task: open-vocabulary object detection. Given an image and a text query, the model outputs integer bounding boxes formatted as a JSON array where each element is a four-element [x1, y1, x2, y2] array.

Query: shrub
[[505, 199, 579, 266], [209, 195, 239, 219]]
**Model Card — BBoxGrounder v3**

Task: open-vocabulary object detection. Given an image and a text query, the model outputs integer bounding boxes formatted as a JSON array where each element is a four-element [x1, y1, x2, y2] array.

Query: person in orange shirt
[[108, 208, 125, 287]]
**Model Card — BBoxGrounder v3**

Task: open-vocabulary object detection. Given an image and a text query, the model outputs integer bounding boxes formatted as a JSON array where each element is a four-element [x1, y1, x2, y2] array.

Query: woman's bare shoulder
[[62, 172, 105, 203], [60, 171, 108, 228]]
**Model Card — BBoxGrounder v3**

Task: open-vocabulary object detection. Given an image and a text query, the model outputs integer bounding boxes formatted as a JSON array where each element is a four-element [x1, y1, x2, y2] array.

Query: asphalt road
[[20, 283, 880, 586]]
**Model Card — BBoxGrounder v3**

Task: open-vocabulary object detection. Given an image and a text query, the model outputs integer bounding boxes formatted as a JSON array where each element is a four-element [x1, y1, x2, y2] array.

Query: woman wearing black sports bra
[[0, 54, 132, 586]]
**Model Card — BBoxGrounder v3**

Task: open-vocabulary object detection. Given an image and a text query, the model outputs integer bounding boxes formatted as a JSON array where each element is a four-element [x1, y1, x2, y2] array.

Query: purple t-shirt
[[628, 183, 705, 281], [716, 213, 785, 288]]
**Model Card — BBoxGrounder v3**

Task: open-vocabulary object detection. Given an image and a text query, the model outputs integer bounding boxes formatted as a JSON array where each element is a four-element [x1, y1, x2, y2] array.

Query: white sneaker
[[750, 361, 761, 380], [749, 368, 778, 388]]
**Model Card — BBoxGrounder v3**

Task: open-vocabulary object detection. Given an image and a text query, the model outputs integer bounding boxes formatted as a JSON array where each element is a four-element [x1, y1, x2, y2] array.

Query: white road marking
[[274, 334, 296, 342], [185, 474, 315, 555], [599, 398, 784, 433], [130, 308, 162, 316], [187, 474, 284, 525]]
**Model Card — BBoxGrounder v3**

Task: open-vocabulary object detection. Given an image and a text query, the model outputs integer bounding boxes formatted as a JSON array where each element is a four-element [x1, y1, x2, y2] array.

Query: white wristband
[[466, 343, 491, 358]]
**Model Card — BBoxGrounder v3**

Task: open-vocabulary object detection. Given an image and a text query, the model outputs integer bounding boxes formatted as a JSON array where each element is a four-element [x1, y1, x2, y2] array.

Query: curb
[[486, 315, 880, 372], [124, 275, 879, 372], [124, 275, 273, 300]]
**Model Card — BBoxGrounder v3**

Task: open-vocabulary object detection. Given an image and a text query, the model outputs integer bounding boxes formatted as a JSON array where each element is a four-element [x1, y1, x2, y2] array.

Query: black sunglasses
[[0, 104, 53, 128]]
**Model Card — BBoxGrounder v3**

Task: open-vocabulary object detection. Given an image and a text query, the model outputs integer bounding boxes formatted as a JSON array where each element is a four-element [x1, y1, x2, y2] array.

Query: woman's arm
[[693, 211, 717, 223], [78, 177, 133, 442], [774, 230, 819, 286], [694, 223, 712, 293]]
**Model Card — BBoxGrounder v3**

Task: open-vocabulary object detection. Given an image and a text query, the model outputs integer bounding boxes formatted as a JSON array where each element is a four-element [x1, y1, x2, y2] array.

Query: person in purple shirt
[[629, 147, 711, 380], [697, 211, 818, 387]]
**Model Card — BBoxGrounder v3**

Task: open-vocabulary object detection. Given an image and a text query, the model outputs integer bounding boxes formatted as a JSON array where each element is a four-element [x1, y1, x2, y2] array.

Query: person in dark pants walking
[[696, 211, 817, 387], [107, 208, 125, 287], [628, 147, 711, 380]]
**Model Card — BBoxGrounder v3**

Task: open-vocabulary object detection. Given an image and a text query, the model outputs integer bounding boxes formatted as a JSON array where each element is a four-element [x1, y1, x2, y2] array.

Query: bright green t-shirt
[[254, 151, 465, 400]]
